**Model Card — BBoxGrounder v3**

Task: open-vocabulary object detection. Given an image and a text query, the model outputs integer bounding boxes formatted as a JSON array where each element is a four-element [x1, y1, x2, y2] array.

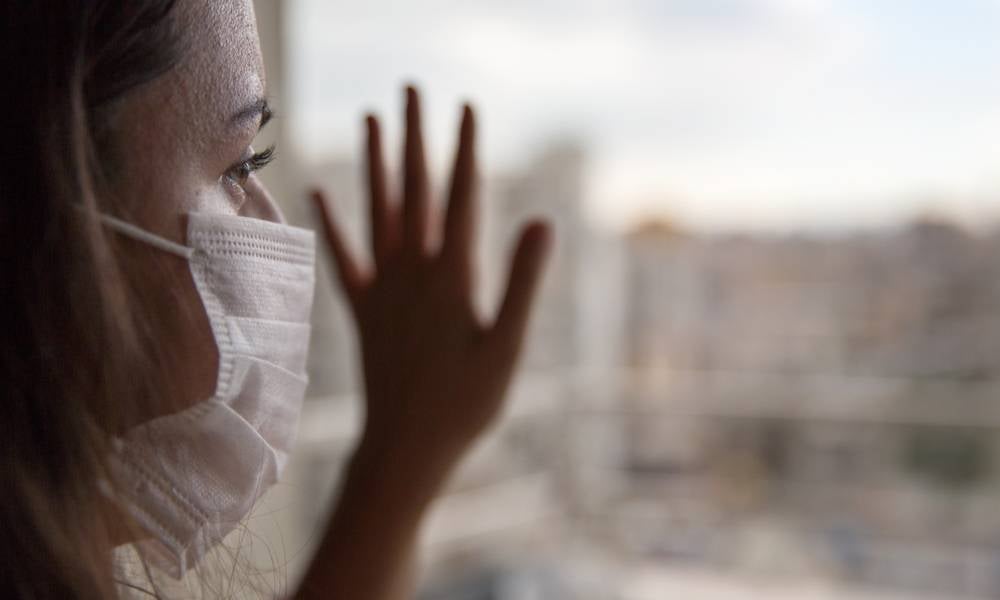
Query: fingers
[[311, 189, 366, 311], [441, 104, 478, 288], [402, 86, 430, 257], [491, 221, 553, 359], [366, 114, 397, 269]]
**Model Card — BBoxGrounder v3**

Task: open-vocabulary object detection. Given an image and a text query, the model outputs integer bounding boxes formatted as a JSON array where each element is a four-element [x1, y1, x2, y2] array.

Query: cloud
[[287, 0, 1000, 231], [291, 0, 855, 147]]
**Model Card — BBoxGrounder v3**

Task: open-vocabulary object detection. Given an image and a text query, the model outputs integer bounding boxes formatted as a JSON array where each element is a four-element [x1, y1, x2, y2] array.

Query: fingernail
[[528, 220, 553, 249], [540, 228, 553, 253]]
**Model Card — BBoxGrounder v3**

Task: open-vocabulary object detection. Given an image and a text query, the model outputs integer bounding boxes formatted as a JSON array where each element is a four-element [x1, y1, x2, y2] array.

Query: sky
[[286, 0, 1000, 233]]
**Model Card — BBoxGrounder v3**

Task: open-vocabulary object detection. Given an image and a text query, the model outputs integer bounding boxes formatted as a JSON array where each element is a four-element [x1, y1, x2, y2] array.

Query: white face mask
[[98, 211, 315, 577]]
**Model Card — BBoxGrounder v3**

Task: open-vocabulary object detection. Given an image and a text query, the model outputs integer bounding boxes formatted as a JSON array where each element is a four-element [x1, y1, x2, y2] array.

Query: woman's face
[[109, 0, 279, 416]]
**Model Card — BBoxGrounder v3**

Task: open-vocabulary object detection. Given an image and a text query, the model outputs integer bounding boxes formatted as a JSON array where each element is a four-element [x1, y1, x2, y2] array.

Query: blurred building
[[608, 217, 1000, 598]]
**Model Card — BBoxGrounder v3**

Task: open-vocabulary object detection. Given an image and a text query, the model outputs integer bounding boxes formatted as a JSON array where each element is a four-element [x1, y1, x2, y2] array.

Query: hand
[[312, 86, 552, 477]]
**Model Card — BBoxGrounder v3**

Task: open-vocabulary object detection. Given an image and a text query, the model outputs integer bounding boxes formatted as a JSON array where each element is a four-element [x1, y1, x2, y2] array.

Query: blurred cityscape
[[241, 143, 1000, 600], [236, 3, 1000, 598]]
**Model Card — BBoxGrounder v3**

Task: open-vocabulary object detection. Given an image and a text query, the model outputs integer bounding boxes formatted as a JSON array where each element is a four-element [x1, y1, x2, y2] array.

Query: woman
[[0, 0, 551, 598]]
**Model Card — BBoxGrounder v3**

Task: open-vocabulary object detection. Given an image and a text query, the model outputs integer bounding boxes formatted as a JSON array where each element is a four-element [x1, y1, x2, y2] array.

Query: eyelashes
[[226, 144, 277, 187]]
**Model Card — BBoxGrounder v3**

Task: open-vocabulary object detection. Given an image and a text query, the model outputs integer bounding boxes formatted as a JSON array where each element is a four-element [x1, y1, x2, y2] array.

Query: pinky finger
[[311, 189, 367, 311], [490, 220, 552, 360]]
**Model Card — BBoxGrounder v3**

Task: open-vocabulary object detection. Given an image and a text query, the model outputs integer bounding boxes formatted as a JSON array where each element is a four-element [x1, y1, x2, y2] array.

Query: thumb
[[311, 189, 367, 311], [490, 220, 552, 360]]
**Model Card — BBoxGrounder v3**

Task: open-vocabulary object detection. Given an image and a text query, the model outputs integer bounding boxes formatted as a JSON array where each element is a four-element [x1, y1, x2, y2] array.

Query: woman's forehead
[[109, 0, 267, 199], [172, 0, 266, 130]]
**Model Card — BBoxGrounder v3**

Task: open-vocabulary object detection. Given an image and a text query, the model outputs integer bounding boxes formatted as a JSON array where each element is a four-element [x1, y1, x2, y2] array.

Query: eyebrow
[[229, 97, 273, 131]]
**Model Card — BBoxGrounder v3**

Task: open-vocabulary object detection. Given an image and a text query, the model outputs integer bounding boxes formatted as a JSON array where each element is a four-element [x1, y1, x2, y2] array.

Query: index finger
[[366, 114, 397, 268]]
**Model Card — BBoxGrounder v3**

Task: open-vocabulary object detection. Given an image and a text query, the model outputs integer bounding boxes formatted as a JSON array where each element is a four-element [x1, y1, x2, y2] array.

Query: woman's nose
[[239, 174, 286, 223]]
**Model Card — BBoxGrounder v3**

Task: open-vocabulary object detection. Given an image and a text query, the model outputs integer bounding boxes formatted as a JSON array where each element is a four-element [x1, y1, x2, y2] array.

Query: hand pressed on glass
[[311, 86, 552, 475]]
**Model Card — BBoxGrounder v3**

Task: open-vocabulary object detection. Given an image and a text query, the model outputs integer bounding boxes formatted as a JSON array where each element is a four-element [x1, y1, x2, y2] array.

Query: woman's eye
[[225, 144, 276, 188]]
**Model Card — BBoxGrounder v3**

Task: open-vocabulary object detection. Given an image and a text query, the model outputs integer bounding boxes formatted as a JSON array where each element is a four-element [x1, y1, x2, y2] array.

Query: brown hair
[[0, 2, 185, 596]]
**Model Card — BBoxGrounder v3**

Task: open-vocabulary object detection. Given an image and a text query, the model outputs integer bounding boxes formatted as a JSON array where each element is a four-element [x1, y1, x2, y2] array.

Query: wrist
[[347, 433, 456, 505]]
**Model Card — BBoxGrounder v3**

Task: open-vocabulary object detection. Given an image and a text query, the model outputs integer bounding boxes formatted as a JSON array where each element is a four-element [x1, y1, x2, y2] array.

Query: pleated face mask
[[98, 211, 315, 577]]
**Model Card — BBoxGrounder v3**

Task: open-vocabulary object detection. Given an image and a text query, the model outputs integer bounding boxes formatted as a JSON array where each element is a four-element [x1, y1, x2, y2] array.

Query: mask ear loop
[[96, 214, 196, 260]]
